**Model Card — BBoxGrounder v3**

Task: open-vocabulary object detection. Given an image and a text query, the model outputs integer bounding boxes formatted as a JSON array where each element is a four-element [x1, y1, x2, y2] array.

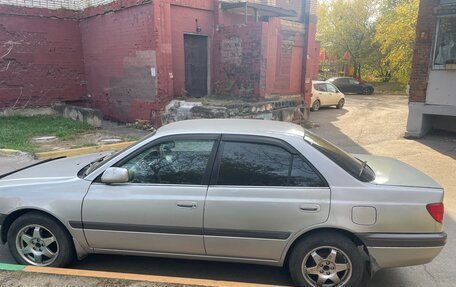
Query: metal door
[[184, 34, 208, 97]]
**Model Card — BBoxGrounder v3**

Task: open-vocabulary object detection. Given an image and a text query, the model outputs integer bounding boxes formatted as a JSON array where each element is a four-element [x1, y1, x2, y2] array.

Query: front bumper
[[357, 232, 447, 272]]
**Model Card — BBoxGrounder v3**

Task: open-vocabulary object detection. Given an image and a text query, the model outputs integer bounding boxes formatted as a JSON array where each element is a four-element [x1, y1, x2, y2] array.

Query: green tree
[[317, 0, 380, 78], [374, 0, 419, 84]]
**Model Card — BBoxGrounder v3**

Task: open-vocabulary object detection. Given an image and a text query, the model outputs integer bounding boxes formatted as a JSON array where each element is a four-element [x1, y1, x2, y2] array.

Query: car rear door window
[[314, 83, 327, 92], [121, 139, 216, 185], [216, 141, 325, 187], [289, 156, 326, 187], [325, 83, 337, 93]]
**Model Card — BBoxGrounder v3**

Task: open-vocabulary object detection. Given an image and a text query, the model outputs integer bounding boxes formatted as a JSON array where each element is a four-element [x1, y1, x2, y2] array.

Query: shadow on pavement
[[308, 107, 369, 155], [416, 130, 456, 160], [72, 255, 294, 286]]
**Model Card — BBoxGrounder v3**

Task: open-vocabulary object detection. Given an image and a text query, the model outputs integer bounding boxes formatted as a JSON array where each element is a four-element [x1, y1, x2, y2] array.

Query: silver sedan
[[0, 119, 446, 287]]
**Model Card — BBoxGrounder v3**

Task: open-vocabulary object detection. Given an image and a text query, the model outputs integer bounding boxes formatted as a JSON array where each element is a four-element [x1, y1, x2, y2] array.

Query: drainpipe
[[300, 0, 311, 103]]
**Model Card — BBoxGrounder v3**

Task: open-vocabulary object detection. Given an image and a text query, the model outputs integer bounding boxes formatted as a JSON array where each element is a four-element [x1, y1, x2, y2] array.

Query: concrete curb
[[0, 263, 280, 287], [0, 149, 24, 157], [35, 141, 136, 160]]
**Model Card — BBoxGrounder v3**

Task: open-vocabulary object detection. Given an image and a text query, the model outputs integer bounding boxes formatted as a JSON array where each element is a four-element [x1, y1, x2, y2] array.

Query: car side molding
[[356, 232, 447, 248]]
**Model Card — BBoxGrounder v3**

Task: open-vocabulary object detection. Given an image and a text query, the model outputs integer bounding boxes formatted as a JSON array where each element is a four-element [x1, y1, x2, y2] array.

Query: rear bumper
[[357, 232, 447, 271]]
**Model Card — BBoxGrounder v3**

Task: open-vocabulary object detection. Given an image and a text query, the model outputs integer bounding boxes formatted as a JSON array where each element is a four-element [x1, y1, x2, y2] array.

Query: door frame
[[183, 33, 211, 97]]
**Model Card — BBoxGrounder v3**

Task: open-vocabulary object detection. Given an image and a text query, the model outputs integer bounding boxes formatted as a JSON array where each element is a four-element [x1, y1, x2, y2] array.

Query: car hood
[[0, 152, 110, 181], [354, 154, 441, 189]]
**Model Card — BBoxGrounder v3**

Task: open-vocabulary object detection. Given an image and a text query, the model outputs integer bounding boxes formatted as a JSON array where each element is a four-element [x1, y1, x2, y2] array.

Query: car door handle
[[300, 204, 320, 212], [177, 201, 197, 208]]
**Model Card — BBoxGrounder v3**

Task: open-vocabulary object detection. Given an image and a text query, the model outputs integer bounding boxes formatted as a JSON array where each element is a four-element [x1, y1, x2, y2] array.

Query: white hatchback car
[[311, 81, 345, 111]]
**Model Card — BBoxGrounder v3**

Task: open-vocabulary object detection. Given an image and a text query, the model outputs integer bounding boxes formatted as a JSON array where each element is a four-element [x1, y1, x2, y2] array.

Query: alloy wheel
[[301, 246, 352, 287], [15, 224, 59, 266]]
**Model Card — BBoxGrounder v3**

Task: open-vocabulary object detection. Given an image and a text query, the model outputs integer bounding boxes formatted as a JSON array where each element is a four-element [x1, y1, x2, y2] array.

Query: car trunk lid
[[354, 154, 441, 189]]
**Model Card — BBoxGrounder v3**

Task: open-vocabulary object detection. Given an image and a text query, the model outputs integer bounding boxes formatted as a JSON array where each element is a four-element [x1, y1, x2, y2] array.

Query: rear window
[[304, 131, 375, 182]]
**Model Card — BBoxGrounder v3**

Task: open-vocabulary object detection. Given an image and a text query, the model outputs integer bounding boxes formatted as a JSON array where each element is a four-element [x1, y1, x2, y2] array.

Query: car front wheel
[[288, 232, 367, 287], [7, 212, 75, 267]]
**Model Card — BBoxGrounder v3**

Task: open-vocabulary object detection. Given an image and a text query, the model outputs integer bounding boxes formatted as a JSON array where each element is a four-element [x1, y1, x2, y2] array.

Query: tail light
[[426, 203, 444, 223]]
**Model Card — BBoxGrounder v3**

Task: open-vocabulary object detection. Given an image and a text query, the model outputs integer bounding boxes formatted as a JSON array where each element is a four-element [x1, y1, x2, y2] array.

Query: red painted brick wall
[[272, 29, 305, 95], [304, 20, 320, 104], [0, 12, 86, 108], [409, 0, 439, 103], [213, 23, 264, 98], [80, 3, 157, 122], [170, 4, 215, 97], [0, 0, 316, 124]]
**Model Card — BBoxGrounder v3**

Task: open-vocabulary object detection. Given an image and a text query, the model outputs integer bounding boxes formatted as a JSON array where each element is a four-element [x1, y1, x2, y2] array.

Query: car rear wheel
[[7, 212, 74, 267], [336, 99, 345, 109], [288, 232, 367, 287], [311, 100, 321, 111]]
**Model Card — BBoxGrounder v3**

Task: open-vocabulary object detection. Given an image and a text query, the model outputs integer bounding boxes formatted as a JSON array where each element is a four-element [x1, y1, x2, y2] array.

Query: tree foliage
[[375, 0, 419, 83], [317, 0, 380, 78], [317, 0, 419, 83]]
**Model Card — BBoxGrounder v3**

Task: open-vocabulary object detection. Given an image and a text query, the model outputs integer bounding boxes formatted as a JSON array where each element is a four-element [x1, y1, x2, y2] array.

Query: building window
[[434, 16, 456, 69]]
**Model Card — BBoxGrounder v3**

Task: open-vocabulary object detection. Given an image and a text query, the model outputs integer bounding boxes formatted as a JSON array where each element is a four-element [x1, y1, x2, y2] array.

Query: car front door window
[[121, 139, 215, 185]]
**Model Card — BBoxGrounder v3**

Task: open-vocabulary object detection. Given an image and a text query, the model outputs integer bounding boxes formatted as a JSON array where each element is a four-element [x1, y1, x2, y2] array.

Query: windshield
[[81, 131, 157, 177], [304, 131, 375, 182]]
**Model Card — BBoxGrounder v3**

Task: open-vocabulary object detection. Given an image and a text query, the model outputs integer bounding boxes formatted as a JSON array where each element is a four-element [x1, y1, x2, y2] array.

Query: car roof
[[312, 80, 327, 84], [328, 77, 352, 80], [157, 119, 305, 137]]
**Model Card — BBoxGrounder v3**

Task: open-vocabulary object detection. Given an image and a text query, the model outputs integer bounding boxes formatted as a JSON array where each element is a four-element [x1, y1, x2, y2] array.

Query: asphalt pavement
[[0, 94, 455, 286]]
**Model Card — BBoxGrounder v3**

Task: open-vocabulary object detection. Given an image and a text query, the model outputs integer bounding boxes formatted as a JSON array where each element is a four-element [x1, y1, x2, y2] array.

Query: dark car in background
[[328, 77, 375, 95]]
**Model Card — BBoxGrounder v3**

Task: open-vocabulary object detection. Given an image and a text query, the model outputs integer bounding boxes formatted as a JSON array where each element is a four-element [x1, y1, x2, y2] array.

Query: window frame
[[98, 133, 221, 185], [210, 134, 328, 188], [432, 14, 456, 70]]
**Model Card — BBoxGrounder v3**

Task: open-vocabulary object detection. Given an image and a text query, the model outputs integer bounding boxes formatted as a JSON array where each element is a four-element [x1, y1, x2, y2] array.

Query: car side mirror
[[101, 167, 129, 184]]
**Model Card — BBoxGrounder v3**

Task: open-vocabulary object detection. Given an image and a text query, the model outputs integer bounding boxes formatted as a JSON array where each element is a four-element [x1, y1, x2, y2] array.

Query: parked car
[[311, 81, 345, 111], [0, 119, 446, 287], [328, 77, 375, 95]]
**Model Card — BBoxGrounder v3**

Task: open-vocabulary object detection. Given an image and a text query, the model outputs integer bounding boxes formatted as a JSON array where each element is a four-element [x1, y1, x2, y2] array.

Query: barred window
[[433, 16, 456, 69]]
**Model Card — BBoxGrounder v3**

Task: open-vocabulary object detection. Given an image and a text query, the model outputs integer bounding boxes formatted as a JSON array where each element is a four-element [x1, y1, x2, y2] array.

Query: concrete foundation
[[53, 102, 102, 127], [162, 98, 309, 125], [405, 102, 456, 138]]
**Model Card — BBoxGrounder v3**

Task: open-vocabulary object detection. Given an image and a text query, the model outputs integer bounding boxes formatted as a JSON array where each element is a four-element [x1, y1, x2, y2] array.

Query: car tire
[[288, 232, 367, 287], [311, 100, 320, 112], [362, 87, 373, 95], [336, 99, 345, 109], [7, 212, 75, 267]]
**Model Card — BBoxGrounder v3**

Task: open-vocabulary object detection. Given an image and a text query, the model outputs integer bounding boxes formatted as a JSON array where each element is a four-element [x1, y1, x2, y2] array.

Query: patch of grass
[[0, 115, 94, 153], [372, 82, 407, 95]]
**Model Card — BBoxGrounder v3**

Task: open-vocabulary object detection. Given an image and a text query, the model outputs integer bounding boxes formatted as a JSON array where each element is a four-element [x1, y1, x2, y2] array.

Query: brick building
[[0, 0, 319, 126], [406, 0, 456, 137]]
